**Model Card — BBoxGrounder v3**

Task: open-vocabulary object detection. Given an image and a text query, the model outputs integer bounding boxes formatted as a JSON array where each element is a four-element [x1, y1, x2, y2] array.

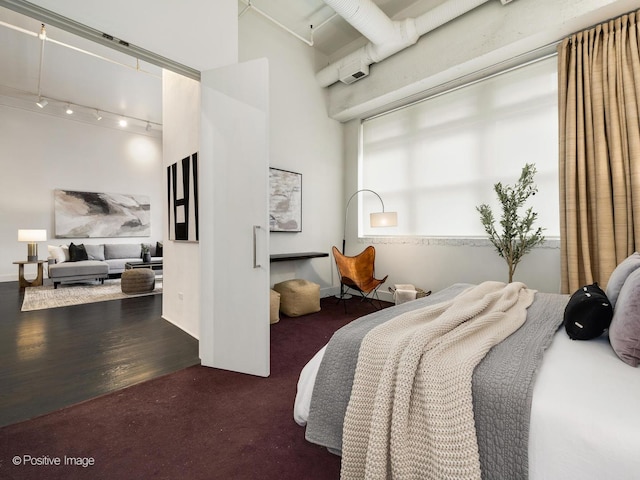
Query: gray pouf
[[121, 269, 155, 294]]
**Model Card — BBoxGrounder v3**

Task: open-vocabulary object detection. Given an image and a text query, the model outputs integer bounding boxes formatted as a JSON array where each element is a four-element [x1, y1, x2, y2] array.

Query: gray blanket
[[305, 284, 568, 479]]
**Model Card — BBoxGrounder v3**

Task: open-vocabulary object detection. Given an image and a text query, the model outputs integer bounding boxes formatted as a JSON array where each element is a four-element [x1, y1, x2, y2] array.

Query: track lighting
[[94, 110, 102, 121], [65, 104, 73, 115], [36, 97, 48, 108], [119, 119, 127, 127], [145, 122, 151, 131]]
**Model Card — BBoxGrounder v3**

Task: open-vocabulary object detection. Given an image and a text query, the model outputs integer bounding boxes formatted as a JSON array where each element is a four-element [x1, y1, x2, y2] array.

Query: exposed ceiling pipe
[[239, 0, 315, 47], [318, 0, 496, 87]]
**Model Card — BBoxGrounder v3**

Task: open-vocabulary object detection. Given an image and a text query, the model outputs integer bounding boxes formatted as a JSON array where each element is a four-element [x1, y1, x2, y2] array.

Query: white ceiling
[[0, 5, 162, 137], [0, 0, 446, 135], [240, 0, 445, 61]]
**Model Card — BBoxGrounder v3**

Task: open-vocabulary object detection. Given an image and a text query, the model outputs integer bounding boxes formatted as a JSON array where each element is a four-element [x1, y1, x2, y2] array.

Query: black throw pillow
[[564, 282, 613, 340], [156, 241, 163, 256], [69, 242, 89, 262]]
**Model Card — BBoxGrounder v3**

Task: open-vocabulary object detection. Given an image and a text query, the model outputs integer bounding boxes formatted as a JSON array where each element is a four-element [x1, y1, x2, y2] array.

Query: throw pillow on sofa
[[69, 243, 89, 262], [47, 245, 66, 264]]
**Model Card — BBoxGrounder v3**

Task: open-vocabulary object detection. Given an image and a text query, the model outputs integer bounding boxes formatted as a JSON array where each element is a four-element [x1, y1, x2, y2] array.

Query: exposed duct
[[318, 0, 500, 87]]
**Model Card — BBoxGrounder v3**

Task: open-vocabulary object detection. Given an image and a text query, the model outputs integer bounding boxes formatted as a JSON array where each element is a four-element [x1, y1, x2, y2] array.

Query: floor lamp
[[337, 189, 397, 298]]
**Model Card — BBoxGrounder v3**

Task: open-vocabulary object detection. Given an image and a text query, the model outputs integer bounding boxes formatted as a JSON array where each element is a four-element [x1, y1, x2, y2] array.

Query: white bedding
[[294, 329, 640, 480]]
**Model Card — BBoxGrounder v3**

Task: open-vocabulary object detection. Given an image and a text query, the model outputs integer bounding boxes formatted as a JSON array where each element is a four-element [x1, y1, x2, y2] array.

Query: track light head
[[119, 119, 127, 127], [145, 122, 151, 131], [36, 98, 48, 108], [65, 104, 73, 115], [94, 110, 102, 121]]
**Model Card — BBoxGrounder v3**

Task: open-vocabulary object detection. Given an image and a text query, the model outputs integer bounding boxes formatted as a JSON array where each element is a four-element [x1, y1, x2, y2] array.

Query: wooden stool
[[121, 269, 155, 294], [273, 279, 320, 317]]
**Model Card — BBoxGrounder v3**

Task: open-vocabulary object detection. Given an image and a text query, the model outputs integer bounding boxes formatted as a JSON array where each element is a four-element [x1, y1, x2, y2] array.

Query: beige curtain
[[558, 10, 640, 293]]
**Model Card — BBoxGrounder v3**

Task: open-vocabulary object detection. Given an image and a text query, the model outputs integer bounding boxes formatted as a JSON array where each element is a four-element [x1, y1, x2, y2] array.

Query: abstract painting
[[269, 167, 302, 232], [167, 152, 199, 242], [54, 189, 150, 238]]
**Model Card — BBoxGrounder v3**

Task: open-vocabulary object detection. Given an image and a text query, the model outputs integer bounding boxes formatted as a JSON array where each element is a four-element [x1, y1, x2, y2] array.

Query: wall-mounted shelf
[[269, 252, 329, 263]]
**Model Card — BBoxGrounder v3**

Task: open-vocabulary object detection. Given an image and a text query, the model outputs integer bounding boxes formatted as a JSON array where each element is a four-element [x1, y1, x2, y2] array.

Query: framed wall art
[[54, 189, 150, 238], [269, 167, 302, 232], [167, 152, 199, 242]]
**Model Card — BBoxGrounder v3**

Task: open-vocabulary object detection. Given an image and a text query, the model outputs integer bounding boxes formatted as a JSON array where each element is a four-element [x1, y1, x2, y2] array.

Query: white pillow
[[60, 245, 70, 262], [47, 245, 66, 264]]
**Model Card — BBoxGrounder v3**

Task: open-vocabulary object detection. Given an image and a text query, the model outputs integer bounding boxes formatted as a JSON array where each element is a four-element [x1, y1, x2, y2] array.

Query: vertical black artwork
[[168, 152, 199, 242]]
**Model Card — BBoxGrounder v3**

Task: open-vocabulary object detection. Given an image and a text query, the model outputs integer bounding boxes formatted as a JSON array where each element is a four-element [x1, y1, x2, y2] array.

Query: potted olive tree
[[476, 163, 545, 282]]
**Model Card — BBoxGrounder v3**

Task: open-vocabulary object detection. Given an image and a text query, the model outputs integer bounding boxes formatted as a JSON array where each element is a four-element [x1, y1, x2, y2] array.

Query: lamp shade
[[18, 229, 47, 242], [370, 212, 397, 228]]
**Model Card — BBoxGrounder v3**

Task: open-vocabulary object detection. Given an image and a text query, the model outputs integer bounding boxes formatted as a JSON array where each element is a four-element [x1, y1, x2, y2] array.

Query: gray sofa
[[47, 242, 162, 288]]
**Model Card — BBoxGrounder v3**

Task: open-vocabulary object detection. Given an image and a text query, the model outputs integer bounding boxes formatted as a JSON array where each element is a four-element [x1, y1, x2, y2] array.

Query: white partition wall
[[199, 59, 270, 377]]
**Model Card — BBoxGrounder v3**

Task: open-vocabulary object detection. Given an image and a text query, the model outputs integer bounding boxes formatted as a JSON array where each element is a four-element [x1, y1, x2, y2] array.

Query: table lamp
[[18, 229, 47, 262]]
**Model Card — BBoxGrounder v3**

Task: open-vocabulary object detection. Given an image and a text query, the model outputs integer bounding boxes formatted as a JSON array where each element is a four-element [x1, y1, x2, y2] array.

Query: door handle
[[253, 225, 261, 268]]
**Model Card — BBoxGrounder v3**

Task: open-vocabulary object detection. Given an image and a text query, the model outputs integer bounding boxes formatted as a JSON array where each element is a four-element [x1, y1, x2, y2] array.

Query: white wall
[[161, 71, 200, 338], [239, 11, 344, 296], [0, 105, 162, 282]]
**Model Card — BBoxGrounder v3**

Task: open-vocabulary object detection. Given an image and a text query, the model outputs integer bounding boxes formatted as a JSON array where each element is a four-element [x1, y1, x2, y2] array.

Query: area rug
[[21, 279, 162, 311]]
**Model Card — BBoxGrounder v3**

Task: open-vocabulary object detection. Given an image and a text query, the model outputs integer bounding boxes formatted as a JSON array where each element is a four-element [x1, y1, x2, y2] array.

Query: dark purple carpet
[[0, 296, 389, 480]]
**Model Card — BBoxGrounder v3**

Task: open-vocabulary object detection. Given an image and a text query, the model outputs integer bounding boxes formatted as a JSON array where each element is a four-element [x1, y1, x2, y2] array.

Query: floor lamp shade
[[18, 229, 47, 262], [341, 189, 398, 254], [370, 211, 398, 227]]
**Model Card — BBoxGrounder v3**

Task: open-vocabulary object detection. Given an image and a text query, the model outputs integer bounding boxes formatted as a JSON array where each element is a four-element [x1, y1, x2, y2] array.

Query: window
[[360, 56, 559, 238]]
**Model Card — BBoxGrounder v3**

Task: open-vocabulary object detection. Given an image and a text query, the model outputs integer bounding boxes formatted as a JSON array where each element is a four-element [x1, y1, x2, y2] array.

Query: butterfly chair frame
[[332, 245, 388, 312]]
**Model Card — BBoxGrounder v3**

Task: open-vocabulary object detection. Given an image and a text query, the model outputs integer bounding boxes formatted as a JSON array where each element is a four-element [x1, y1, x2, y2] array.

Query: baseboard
[[0, 274, 17, 283]]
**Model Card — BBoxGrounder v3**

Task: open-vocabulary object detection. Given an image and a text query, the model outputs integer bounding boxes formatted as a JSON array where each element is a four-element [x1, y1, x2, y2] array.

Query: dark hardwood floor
[[0, 281, 200, 427]]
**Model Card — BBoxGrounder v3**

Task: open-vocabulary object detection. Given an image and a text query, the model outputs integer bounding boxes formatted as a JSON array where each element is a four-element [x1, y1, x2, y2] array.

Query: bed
[[294, 281, 640, 480]]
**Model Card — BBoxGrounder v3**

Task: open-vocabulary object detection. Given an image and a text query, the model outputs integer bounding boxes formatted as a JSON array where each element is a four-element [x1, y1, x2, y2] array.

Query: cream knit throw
[[340, 281, 535, 480]]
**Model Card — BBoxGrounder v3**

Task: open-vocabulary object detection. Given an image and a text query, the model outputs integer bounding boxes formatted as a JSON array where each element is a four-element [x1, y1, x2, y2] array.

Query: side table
[[13, 260, 46, 288]]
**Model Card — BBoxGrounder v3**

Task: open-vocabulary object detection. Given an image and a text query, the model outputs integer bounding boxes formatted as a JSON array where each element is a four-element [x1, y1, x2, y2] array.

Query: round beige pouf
[[273, 279, 321, 317], [121, 268, 155, 294]]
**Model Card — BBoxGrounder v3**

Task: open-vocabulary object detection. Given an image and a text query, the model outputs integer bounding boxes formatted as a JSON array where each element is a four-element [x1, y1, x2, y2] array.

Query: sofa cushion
[[48, 260, 108, 278], [106, 258, 139, 273], [84, 244, 105, 261], [104, 244, 142, 260]]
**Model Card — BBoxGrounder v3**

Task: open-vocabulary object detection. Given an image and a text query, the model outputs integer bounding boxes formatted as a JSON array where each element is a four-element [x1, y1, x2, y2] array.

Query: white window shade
[[360, 56, 559, 238]]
